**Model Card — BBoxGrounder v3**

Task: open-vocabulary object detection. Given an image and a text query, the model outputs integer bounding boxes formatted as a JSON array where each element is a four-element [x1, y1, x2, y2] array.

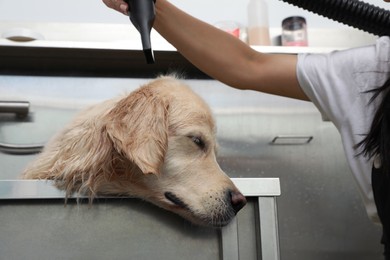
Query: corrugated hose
[[280, 0, 390, 36]]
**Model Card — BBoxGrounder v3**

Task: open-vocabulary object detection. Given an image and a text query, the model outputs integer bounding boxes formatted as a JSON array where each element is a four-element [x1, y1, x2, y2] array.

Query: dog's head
[[104, 77, 246, 227], [23, 76, 246, 227]]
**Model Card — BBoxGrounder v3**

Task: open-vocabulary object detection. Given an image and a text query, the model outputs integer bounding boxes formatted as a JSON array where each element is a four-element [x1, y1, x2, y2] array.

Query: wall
[[0, 0, 389, 30]]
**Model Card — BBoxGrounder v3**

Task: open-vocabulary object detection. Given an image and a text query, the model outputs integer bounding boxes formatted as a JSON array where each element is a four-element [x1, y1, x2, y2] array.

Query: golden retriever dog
[[22, 76, 246, 227]]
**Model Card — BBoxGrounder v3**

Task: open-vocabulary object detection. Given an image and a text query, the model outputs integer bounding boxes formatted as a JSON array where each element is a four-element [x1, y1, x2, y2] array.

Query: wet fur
[[22, 76, 245, 226]]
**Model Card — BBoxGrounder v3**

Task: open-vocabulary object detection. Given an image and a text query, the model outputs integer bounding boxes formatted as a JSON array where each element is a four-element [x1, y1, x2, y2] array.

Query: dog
[[22, 76, 246, 227]]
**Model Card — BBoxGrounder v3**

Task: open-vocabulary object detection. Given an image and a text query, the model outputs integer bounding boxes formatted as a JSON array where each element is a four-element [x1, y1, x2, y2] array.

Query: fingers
[[102, 0, 129, 15]]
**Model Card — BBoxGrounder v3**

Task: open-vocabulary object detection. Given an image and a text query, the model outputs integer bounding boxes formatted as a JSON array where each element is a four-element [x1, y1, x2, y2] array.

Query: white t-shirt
[[297, 36, 390, 223]]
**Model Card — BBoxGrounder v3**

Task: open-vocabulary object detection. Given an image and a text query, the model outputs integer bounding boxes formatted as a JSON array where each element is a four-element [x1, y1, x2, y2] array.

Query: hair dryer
[[125, 0, 156, 64]]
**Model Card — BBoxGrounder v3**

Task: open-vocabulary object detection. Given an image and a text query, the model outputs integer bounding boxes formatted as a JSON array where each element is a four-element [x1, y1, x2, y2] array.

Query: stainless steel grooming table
[[0, 178, 281, 260]]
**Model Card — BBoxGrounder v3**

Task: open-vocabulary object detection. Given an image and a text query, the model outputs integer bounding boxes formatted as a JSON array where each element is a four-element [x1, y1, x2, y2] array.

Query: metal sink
[[0, 75, 384, 259], [0, 105, 78, 179]]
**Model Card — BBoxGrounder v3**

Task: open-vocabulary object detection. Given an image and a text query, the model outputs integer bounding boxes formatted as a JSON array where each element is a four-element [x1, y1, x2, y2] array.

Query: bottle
[[247, 0, 271, 46], [282, 16, 308, 46]]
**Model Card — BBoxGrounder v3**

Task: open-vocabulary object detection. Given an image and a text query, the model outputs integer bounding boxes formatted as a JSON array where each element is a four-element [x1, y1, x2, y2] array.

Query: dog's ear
[[105, 86, 169, 175]]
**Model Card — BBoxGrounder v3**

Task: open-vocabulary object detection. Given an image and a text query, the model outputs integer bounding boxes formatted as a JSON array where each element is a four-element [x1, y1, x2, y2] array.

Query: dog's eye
[[191, 136, 205, 150]]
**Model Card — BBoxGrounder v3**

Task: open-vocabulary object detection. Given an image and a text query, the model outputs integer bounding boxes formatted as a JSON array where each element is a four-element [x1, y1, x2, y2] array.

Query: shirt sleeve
[[296, 38, 390, 130]]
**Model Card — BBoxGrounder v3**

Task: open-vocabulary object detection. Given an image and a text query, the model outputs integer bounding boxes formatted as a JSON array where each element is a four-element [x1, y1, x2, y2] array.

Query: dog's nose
[[230, 190, 247, 214]]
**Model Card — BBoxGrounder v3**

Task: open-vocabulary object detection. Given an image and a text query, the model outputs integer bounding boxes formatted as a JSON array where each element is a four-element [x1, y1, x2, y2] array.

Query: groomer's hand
[[102, 0, 129, 15]]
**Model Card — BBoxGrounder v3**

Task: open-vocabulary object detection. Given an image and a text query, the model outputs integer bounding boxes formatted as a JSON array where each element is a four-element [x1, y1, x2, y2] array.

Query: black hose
[[279, 0, 390, 36]]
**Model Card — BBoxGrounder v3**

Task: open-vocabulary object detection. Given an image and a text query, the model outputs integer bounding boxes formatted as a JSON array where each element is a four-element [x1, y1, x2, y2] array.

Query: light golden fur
[[22, 76, 246, 227]]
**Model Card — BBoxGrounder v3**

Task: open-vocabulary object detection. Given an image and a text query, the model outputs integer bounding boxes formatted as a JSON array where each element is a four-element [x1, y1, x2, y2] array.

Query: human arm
[[102, 0, 129, 15], [103, 0, 309, 100]]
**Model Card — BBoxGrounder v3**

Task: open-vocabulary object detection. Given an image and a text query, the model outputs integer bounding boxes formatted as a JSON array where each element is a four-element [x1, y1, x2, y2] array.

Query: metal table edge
[[0, 178, 281, 200]]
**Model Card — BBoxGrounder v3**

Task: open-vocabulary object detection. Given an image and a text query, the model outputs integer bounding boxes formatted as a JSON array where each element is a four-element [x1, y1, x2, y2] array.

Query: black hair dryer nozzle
[[126, 0, 156, 64]]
